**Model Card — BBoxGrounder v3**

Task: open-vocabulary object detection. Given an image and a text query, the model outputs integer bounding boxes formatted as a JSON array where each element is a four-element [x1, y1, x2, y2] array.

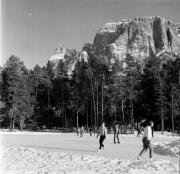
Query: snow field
[[0, 131, 179, 174]]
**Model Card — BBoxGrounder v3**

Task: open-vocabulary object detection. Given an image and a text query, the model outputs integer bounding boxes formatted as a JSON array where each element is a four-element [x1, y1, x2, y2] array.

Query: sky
[[1, 0, 180, 68]]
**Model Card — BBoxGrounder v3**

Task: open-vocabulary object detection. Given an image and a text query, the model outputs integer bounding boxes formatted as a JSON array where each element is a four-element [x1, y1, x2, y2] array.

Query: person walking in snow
[[89, 128, 93, 136], [137, 128, 143, 137], [137, 122, 143, 137], [137, 120, 153, 160], [97, 122, 107, 151], [113, 124, 120, 143]]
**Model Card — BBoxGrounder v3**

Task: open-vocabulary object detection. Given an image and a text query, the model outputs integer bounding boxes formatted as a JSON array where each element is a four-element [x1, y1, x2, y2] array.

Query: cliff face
[[94, 17, 180, 63]]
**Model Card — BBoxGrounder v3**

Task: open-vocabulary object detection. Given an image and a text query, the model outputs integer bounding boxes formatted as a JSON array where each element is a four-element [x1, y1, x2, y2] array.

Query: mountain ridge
[[48, 16, 180, 77], [94, 16, 180, 64]]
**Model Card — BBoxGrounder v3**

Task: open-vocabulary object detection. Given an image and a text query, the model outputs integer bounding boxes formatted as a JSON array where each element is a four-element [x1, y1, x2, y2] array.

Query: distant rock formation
[[48, 46, 76, 77], [48, 47, 88, 77], [49, 47, 66, 63], [94, 16, 180, 65], [79, 51, 88, 63], [48, 46, 66, 71], [47, 17, 180, 77]]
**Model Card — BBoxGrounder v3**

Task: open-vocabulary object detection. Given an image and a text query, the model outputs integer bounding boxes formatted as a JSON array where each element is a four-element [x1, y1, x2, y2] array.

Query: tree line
[[0, 44, 180, 133]]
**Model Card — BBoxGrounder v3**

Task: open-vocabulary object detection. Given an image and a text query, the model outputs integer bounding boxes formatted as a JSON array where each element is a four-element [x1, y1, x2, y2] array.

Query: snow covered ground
[[0, 131, 179, 174]]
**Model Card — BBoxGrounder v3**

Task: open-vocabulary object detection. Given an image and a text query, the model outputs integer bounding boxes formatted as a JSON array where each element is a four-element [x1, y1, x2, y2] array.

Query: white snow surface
[[0, 147, 178, 174], [0, 131, 179, 174], [153, 141, 180, 157]]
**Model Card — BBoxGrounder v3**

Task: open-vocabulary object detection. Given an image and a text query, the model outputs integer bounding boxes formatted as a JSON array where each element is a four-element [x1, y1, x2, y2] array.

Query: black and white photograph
[[0, 0, 180, 173]]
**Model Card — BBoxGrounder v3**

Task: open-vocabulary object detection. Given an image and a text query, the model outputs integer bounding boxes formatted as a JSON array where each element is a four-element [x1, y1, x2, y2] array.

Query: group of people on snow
[[77, 119, 154, 159]]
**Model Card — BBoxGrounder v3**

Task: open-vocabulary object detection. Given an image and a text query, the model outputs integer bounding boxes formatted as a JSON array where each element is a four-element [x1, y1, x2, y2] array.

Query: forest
[[0, 43, 180, 134]]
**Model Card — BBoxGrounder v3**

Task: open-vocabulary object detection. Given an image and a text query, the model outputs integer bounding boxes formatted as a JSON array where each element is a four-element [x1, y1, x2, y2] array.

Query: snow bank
[[155, 132, 180, 139], [153, 140, 180, 158], [0, 147, 179, 174]]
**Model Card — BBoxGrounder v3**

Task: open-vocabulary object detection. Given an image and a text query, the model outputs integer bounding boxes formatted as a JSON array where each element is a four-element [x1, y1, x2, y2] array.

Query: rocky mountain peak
[[49, 46, 66, 63], [48, 47, 89, 78], [94, 16, 180, 64]]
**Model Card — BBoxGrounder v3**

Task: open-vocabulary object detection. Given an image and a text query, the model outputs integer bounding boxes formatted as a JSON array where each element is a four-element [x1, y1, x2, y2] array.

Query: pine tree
[[1, 55, 35, 130]]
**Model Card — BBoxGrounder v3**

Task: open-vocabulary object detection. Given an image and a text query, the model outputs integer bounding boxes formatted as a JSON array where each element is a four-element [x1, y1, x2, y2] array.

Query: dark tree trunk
[[160, 80, 164, 134], [76, 100, 79, 128], [91, 80, 96, 127], [101, 80, 104, 124], [121, 99, 125, 124], [20, 119, 24, 131], [91, 97, 93, 127], [130, 76, 134, 133], [171, 87, 174, 135], [96, 81, 99, 127]]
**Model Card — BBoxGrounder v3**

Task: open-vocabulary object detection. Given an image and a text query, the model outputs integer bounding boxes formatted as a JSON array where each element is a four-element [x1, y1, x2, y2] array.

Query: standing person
[[137, 122, 143, 137], [80, 126, 84, 137], [93, 126, 96, 136], [137, 120, 153, 160], [150, 121, 154, 138], [89, 128, 93, 136], [97, 122, 107, 151], [113, 124, 120, 143], [137, 128, 143, 137], [77, 127, 80, 136]]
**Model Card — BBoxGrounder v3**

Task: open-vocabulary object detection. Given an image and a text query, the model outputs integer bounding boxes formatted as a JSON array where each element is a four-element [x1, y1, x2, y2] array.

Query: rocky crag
[[48, 47, 88, 77], [94, 16, 180, 64], [48, 46, 77, 77], [48, 17, 180, 76]]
